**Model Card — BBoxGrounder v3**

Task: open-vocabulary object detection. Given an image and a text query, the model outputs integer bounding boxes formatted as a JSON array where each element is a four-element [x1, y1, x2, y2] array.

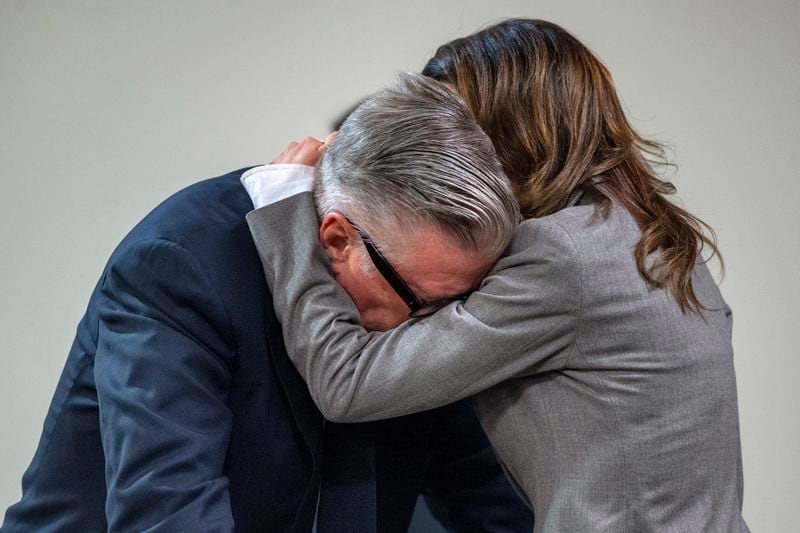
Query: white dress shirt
[[240, 164, 315, 208]]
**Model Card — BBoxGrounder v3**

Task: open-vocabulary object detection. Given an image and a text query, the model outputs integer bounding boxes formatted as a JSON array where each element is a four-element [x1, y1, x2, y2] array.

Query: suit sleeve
[[94, 238, 236, 532], [246, 192, 580, 423], [421, 400, 534, 532]]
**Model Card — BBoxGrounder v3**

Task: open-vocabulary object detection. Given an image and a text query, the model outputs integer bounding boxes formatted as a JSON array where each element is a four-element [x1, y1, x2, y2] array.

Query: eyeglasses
[[347, 218, 469, 318]]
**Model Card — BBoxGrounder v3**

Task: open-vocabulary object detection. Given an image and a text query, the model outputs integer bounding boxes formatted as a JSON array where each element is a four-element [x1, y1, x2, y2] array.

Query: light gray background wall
[[1, 1, 797, 531]]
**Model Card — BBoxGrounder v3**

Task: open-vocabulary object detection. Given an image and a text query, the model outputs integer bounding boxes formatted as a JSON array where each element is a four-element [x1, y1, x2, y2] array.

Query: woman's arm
[[248, 191, 580, 422]]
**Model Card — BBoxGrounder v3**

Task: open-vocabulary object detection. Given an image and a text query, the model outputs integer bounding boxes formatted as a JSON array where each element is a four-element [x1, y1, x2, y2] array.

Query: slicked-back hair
[[315, 72, 519, 267]]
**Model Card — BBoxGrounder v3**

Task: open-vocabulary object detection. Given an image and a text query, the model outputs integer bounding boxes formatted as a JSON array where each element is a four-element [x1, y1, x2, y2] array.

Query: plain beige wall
[[2, 0, 798, 530]]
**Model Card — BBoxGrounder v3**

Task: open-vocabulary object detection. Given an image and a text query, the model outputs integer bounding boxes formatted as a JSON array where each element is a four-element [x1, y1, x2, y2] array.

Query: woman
[[249, 19, 749, 532]]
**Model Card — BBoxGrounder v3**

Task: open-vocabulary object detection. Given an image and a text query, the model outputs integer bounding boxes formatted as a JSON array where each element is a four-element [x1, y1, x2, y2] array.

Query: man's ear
[[319, 212, 356, 264]]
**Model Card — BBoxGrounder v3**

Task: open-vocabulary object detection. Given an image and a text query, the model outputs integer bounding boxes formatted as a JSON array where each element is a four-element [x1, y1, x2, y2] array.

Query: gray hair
[[315, 72, 519, 272]]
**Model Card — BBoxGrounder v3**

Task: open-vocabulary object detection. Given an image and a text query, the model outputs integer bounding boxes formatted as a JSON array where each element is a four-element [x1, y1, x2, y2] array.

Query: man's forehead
[[394, 233, 492, 300]]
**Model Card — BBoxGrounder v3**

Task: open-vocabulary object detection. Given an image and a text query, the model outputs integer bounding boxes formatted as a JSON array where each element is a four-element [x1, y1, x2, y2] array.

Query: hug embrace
[[4, 18, 748, 533]]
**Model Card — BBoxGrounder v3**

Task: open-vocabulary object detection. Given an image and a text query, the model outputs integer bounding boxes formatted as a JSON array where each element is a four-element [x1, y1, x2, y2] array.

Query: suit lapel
[[264, 310, 380, 533], [264, 315, 324, 532], [317, 421, 377, 533]]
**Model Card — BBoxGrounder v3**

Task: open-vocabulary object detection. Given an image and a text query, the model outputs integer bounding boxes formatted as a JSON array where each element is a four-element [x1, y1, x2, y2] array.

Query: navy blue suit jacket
[[2, 169, 533, 532]]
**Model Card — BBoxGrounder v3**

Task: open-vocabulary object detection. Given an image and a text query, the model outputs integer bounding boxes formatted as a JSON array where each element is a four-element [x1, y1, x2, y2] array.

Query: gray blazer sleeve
[[247, 192, 580, 422]]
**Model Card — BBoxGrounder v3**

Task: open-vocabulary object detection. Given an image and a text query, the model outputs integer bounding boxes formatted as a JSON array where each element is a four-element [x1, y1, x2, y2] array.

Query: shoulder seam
[[547, 218, 630, 531], [546, 219, 583, 370], [102, 237, 239, 358]]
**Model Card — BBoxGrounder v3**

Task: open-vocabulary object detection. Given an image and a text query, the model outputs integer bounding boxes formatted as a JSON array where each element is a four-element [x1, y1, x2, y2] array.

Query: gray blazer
[[247, 192, 749, 532]]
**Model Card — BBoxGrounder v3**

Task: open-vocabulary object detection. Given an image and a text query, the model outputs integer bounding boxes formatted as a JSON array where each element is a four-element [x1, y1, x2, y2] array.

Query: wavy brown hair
[[423, 18, 722, 313]]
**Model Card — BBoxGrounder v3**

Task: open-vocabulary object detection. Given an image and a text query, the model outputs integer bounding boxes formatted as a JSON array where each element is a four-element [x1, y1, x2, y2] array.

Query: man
[[2, 74, 532, 532]]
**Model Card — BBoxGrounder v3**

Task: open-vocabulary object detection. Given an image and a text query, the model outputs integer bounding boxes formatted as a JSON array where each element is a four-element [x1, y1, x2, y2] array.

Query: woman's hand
[[271, 132, 337, 166]]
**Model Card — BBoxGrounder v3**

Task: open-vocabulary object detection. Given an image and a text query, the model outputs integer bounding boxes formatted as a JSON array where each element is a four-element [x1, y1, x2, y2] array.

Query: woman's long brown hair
[[423, 18, 722, 313]]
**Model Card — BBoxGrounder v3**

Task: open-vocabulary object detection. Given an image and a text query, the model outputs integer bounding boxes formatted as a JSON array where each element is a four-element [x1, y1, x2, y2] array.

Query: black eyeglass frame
[[346, 218, 469, 318]]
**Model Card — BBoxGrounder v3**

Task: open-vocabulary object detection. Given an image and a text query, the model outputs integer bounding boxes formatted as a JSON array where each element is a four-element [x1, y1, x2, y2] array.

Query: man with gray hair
[[3, 73, 532, 532], [264, 73, 518, 332]]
